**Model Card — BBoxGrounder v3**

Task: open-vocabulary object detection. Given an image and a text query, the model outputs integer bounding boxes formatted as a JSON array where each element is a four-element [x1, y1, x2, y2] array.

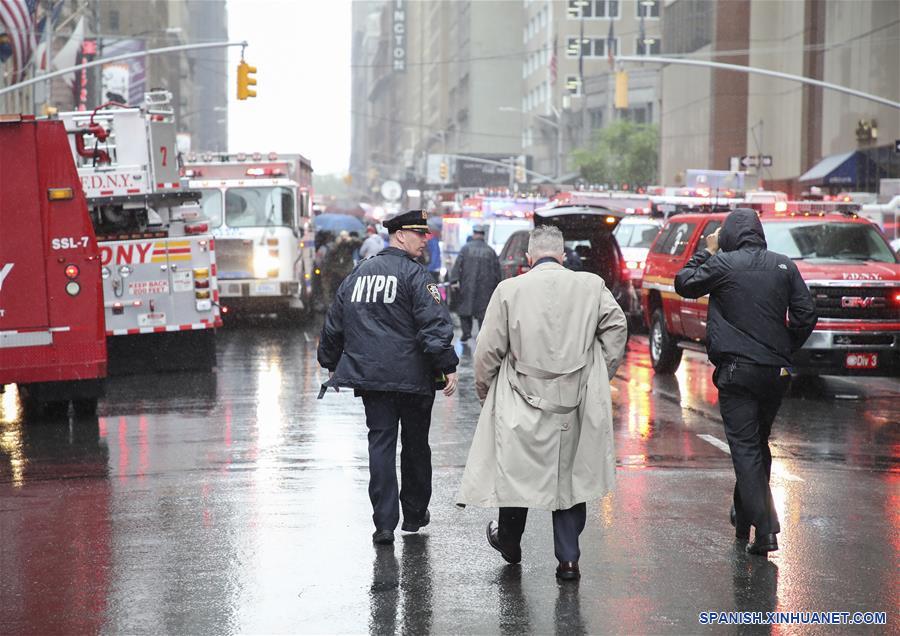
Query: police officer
[[675, 208, 816, 555], [318, 209, 459, 545]]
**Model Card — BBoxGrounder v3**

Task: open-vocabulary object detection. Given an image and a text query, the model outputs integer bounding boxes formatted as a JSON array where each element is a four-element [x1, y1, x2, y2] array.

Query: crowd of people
[[315, 207, 817, 583]]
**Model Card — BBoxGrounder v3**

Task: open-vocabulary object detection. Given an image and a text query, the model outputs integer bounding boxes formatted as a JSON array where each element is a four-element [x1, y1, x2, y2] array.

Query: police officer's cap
[[383, 209, 430, 234], [472, 224, 488, 234]]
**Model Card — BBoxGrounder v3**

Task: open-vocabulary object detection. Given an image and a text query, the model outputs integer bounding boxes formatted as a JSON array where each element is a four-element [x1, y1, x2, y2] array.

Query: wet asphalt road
[[1, 321, 898, 634]]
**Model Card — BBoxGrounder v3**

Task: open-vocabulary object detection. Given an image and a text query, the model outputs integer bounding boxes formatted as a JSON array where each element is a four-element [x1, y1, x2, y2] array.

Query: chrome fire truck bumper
[[219, 280, 299, 299], [794, 329, 900, 377]]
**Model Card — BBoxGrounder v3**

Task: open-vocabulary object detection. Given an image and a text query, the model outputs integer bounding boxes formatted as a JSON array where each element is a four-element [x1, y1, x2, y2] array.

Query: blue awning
[[798, 151, 859, 185]]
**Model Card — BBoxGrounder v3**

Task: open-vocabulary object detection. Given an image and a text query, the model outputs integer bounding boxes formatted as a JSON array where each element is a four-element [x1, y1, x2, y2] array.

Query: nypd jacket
[[318, 247, 459, 395], [674, 209, 817, 367]]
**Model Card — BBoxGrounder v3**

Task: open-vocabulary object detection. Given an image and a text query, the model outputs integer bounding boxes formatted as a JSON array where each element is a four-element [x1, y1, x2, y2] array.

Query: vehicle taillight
[[620, 258, 630, 283], [64, 264, 79, 278]]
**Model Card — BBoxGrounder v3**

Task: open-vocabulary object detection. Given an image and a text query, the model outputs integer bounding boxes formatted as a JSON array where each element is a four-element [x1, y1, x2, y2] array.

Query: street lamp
[[499, 106, 564, 181]]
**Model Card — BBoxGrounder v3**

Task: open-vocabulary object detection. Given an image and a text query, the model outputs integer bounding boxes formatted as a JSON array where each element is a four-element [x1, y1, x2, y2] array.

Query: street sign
[[380, 179, 402, 202], [739, 155, 773, 168]]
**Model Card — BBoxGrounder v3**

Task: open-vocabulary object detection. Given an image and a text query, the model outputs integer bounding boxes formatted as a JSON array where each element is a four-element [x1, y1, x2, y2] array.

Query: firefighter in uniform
[[318, 209, 459, 545]]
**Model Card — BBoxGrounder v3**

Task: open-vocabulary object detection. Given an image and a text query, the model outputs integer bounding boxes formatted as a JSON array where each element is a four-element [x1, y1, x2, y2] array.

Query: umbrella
[[313, 213, 367, 235]]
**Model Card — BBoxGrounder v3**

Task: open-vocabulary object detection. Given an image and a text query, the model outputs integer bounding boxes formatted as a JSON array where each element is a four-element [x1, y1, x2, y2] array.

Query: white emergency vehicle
[[58, 91, 220, 373], [182, 152, 315, 319]]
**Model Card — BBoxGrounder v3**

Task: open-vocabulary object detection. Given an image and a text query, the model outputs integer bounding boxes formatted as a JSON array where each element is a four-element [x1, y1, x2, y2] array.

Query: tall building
[[350, 0, 663, 192], [0, 1, 227, 151], [660, 0, 899, 193], [523, 0, 663, 180]]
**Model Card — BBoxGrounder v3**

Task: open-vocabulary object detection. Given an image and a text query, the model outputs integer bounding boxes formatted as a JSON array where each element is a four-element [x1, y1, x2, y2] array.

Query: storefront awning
[[798, 151, 859, 185]]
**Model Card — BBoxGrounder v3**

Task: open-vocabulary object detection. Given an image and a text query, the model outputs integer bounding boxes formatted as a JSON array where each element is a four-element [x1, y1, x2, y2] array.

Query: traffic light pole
[[612, 55, 900, 110], [0, 41, 249, 98]]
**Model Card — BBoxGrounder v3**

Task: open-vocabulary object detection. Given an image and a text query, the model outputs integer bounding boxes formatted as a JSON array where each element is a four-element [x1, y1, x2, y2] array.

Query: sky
[[227, 0, 351, 176]]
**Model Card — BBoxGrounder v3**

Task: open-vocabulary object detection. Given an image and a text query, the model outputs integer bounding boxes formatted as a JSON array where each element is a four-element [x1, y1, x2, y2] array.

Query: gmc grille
[[217, 238, 255, 279], [809, 286, 899, 320]]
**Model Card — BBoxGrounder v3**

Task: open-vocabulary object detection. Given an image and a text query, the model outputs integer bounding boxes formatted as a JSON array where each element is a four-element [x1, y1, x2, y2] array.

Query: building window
[[566, 75, 581, 96], [636, 37, 661, 55], [568, 0, 620, 19], [589, 108, 604, 130], [567, 37, 609, 58], [109, 9, 120, 31], [637, 0, 660, 18]]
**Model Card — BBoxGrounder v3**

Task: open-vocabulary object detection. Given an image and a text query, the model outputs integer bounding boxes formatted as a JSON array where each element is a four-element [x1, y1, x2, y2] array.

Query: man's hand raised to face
[[706, 227, 721, 255]]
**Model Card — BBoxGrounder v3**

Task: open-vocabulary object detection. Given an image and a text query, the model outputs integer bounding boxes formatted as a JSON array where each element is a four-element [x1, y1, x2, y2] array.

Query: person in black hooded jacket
[[675, 208, 816, 555]]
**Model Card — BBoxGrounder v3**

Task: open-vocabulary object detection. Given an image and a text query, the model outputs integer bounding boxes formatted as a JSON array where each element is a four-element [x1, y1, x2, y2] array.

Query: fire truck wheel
[[649, 309, 682, 374]]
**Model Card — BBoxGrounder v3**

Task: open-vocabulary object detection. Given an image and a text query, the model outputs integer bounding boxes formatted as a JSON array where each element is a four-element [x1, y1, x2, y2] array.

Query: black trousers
[[498, 503, 587, 562], [714, 361, 789, 535], [361, 391, 435, 531], [459, 312, 485, 339]]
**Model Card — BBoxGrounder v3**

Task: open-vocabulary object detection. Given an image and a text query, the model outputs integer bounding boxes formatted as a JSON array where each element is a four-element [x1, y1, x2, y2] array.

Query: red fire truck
[[0, 116, 106, 414], [641, 208, 900, 377]]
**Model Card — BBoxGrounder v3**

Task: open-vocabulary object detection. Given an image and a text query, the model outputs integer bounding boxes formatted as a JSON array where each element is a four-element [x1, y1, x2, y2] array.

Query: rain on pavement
[[1, 323, 897, 634]]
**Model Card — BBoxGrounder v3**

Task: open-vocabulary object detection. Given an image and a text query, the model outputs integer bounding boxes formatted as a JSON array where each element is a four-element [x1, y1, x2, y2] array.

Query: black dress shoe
[[746, 533, 778, 555], [372, 529, 394, 545], [486, 521, 521, 564], [555, 561, 580, 581], [401, 509, 430, 533], [730, 504, 750, 541]]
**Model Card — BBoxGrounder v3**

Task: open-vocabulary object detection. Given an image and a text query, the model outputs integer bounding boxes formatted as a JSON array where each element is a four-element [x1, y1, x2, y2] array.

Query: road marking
[[697, 434, 805, 482], [698, 433, 731, 454]]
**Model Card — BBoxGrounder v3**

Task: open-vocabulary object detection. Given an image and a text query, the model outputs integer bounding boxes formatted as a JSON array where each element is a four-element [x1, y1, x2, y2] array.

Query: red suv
[[641, 211, 900, 376]]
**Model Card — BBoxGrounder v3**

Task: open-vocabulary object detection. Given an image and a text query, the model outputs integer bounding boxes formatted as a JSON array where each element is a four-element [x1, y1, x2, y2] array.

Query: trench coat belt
[[506, 351, 591, 415]]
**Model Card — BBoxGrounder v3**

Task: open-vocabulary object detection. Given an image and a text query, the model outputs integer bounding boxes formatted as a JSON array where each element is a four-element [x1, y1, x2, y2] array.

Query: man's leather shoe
[[486, 521, 521, 564], [555, 561, 580, 581], [746, 533, 778, 555], [372, 529, 394, 545], [401, 509, 430, 533], [730, 504, 750, 541]]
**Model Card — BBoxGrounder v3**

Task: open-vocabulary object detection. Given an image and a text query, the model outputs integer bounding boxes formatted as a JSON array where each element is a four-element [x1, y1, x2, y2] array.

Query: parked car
[[640, 210, 900, 376], [498, 205, 633, 317]]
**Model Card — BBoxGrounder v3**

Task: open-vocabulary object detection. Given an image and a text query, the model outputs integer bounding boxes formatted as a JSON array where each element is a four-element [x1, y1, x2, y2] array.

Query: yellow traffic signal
[[439, 161, 448, 181], [237, 60, 257, 100], [614, 71, 629, 109]]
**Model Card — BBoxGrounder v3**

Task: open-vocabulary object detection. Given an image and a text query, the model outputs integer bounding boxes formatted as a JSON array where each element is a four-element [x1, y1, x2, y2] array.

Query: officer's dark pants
[[714, 361, 789, 536], [459, 312, 485, 340], [361, 391, 435, 531], [498, 503, 587, 562]]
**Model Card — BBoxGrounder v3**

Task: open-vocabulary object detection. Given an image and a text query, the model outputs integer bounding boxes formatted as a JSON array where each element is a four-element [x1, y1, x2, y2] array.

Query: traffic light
[[614, 71, 629, 109], [237, 60, 257, 100], [439, 161, 448, 181]]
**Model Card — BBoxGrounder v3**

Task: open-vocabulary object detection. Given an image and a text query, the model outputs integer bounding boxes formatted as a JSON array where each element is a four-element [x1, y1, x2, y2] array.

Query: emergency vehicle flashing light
[[65, 264, 80, 278]]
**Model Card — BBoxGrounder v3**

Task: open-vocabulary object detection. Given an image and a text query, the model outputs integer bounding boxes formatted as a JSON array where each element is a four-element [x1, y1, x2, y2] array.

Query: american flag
[[0, 0, 37, 81]]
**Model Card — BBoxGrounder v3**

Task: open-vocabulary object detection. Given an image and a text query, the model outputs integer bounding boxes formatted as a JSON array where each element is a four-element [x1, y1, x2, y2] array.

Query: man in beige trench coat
[[456, 225, 628, 581]]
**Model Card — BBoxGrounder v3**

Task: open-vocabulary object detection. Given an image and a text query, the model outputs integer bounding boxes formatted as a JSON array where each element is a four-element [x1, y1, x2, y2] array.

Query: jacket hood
[[719, 208, 767, 252]]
